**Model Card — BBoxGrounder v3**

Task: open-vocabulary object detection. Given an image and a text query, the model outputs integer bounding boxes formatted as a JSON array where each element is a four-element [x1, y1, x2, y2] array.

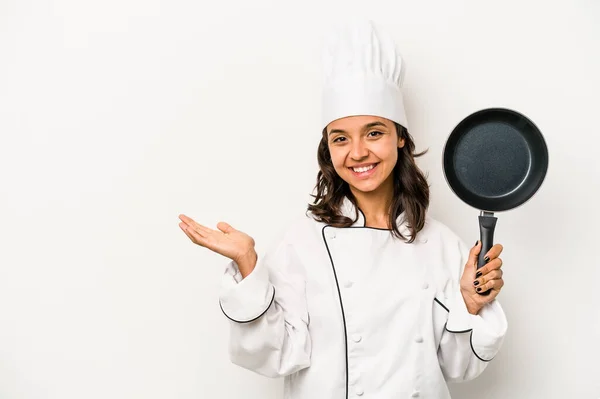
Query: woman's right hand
[[178, 214, 257, 277]]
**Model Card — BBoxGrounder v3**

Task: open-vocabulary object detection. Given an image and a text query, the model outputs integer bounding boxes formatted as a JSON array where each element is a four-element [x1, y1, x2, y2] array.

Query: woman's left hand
[[460, 241, 505, 315]]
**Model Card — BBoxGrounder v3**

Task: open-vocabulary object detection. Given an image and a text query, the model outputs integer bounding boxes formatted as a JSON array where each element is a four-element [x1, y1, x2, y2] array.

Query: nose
[[350, 139, 369, 160]]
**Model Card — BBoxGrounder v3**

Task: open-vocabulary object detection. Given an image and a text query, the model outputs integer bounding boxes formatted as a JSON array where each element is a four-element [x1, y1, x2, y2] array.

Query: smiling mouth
[[348, 163, 379, 176]]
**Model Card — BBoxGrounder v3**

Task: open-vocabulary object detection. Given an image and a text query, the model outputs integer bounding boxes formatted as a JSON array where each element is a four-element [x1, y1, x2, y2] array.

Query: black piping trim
[[468, 331, 493, 363], [446, 326, 472, 334], [354, 205, 422, 242], [443, 324, 494, 362], [357, 207, 367, 227], [443, 325, 493, 362], [434, 297, 450, 313], [435, 297, 493, 362], [219, 287, 276, 324], [321, 225, 349, 399], [356, 206, 393, 231], [331, 225, 398, 231]]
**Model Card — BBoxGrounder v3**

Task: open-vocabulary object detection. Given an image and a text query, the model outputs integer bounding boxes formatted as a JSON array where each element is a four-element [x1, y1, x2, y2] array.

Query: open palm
[[178, 214, 255, 263]]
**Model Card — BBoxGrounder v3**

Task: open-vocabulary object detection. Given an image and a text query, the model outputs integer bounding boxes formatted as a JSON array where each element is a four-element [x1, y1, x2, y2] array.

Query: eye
[[368, 131, 383, 137], [332, 136, 347, 143]]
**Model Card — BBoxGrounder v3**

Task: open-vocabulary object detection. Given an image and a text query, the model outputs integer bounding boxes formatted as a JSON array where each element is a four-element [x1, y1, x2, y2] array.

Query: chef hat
[[321, 19, 408, 131]]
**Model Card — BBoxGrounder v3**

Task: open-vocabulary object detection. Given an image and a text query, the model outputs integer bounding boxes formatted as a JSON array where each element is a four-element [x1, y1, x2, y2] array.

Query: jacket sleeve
[[217, 239, 311, 378], [437, 238, 508, 382]]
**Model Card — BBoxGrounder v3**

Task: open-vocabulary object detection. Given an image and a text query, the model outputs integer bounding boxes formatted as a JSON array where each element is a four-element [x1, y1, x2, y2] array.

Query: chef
[[179, 19, 507, 399]]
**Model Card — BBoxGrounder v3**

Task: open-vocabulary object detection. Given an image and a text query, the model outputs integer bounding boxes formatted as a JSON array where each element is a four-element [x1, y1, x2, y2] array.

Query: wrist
[[461, 288, 482, 315], [235, 249, 258, 279]]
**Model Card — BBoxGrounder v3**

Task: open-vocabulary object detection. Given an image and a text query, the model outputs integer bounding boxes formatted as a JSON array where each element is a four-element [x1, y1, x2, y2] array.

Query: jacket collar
[[339, 196, 414, 237]]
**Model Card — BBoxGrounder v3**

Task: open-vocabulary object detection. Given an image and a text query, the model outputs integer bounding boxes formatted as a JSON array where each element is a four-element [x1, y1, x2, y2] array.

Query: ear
[[397, 136, 406, 149]]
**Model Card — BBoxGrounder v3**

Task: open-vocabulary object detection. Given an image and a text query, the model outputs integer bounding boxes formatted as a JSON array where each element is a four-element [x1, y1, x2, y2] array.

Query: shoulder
[[281, 212, 325, 241], [420, 216, 466, 249], [421, 216, 471, 278], [264, 212, 324, 252]]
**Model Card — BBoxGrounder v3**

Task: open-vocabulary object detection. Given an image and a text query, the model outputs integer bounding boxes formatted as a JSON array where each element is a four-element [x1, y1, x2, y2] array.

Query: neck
[[350, 176, 394, 229]]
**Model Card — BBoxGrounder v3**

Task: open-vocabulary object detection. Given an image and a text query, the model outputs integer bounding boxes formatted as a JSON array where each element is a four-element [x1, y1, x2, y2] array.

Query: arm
[[437, 239, 508, 382], [218, 240, 311, 378], [177, 215, 311, 378]]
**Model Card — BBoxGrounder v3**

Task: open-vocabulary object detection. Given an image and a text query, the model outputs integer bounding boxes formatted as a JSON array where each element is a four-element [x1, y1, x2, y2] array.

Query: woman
[[179, 20, 507, 399]]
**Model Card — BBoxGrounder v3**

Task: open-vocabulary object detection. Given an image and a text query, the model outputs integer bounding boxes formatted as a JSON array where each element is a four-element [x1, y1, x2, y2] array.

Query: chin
[[347, 180, 383, 194]]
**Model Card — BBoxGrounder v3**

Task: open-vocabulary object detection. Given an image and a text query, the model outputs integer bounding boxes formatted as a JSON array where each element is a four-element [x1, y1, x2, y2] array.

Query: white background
[[1, 0, 599, 398]]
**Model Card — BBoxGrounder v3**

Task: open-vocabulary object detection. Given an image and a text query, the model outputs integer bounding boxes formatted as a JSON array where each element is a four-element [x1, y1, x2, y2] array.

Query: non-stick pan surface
[[443, 108, 548, 212], [443, 108, 548, 294]]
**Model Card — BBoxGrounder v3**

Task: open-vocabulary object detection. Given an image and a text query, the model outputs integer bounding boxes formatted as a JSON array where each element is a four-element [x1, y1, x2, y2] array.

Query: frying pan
[[442, 108, 549, 295]]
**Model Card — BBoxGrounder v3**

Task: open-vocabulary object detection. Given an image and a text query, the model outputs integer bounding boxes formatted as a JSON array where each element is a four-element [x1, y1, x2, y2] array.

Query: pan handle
[[477, 212, 497, 296]]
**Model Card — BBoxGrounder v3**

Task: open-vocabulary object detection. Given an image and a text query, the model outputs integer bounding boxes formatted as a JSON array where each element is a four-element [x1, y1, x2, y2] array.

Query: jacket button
[[415, 336, 423, 343], [352, 334, 362, 343], [355, 387, 364, 396], [411, 391, 420, 397], [344, 280, 353, 288], [422, 282, 429, 290]]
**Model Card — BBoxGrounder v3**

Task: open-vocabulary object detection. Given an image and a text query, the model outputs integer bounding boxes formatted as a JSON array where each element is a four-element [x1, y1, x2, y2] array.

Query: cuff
[[470, 299, 508, 361], [445, 289, 508, 361], [218, 259, 275, 323]]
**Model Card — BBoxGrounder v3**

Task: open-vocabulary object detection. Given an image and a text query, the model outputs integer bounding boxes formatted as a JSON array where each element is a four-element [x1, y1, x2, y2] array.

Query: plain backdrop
[[1, 0, 599, 398]]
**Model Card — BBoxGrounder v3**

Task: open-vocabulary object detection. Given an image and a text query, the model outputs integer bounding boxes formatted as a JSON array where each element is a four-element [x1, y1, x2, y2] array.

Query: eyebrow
[[328, 121, 388, 136]]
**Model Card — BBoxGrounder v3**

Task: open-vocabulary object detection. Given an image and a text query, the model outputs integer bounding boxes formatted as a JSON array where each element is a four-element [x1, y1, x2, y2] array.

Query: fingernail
[[484, 256, 490, 263], [475, 271, 482, 278], [475, 240, 479, 246], [473, 280, 480, 286], [476, 287, 482, 292]]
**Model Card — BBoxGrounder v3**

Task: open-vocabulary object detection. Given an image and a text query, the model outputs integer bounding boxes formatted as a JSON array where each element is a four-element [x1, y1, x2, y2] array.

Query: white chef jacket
[[218, 197, 507, 398]]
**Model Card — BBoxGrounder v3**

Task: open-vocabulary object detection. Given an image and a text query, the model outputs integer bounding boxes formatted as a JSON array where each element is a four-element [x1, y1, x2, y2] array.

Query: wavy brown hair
[[307, 123, 429, 242]]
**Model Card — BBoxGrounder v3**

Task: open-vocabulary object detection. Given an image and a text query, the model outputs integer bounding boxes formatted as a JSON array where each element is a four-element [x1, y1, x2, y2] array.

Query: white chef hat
[[321, 19, 408, 131]]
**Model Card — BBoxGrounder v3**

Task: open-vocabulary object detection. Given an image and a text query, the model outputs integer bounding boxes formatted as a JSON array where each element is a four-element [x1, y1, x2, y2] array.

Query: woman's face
[[326, 115, 405, 195]]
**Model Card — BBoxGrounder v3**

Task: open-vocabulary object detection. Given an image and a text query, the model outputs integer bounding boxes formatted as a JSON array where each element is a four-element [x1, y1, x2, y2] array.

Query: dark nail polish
[[476, 287, 482, 292], [475, 240, 479, 246], [484, 256, 490, 263], [473, 280, 480, 286], [476, 271, 482, 278]]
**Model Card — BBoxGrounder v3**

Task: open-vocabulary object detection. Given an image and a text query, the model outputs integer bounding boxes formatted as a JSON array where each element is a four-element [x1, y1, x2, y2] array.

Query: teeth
[[352, 164, 375, 173]]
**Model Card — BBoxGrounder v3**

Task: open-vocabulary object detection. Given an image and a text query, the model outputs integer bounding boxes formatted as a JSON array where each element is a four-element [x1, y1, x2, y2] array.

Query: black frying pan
[[443, 108, 549, 295]]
